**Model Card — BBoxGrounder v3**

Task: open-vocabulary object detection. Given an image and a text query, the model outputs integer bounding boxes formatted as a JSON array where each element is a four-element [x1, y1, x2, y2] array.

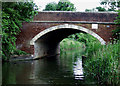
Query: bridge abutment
[[34, 40, 60, 59]]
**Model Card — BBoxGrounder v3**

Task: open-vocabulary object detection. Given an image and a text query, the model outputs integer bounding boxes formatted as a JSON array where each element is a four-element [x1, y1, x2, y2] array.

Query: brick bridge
[[16, 11, 118, 59]]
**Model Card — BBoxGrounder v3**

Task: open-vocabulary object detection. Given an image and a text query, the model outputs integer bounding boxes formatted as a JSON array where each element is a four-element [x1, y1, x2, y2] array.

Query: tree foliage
[[85, 0, 120, 12], [100, 0, 120, 11], [56, 0, 76, 11], [96, 6, 106, 11], [85, 8, 97, 12], [2, 2, 38, 61], [44, 0, 76, 11], [43, 2, 57, 11]]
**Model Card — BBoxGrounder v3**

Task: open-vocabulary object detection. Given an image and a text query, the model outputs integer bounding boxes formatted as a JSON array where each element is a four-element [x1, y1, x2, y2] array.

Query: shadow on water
[[2, 49, 97, 85]]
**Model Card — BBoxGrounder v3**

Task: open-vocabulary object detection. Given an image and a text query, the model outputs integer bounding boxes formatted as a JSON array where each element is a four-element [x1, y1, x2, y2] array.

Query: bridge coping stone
[[38, 11, 118, 13]]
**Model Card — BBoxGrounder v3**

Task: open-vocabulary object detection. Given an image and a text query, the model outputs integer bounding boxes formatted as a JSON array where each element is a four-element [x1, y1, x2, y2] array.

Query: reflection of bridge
[[16, 11, 118, 59]]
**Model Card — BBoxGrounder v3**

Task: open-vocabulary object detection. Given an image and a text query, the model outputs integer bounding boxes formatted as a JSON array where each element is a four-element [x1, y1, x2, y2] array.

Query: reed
[[84, 40, 120, 85]]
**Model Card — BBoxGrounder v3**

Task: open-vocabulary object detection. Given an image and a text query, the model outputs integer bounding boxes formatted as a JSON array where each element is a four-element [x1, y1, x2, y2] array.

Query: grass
[[85, 41, 102, 57], [84, 41, 120, 85]]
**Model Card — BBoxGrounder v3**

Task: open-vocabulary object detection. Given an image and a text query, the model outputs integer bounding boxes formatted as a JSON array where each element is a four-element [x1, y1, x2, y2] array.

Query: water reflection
[[2, 50, 89, 85], [73, 58, 84, 80]]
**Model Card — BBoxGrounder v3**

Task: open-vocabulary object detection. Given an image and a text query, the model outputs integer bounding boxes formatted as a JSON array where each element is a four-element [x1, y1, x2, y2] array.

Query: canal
[[2, 49, 97, 85]]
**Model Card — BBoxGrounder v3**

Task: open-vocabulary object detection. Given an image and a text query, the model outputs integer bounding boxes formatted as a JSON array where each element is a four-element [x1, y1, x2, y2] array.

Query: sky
[[33, 0, 101, 11]]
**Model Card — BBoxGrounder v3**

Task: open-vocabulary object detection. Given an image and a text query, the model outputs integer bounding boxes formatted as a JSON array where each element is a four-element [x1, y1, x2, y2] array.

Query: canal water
[[2, 50, 97, 85]]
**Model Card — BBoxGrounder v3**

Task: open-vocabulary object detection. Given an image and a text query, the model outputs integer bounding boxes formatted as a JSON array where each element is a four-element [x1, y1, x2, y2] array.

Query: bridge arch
[[30, 24, 106, 59]]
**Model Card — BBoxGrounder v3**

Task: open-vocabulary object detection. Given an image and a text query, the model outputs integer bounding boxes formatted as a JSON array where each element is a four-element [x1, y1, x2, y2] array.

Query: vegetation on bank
[[60, 38, 84, 51], [84, 40, 120, 85], [2, 2, 38, 61]]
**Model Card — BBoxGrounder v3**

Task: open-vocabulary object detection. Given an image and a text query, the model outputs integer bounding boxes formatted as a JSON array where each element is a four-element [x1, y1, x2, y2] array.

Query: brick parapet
[[33, 11, 118, 23]]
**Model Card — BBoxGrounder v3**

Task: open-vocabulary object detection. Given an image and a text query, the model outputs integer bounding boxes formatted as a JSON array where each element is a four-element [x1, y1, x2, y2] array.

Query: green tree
[[85, 1, 120, 12], [85, 6, 107, 12], [2, 2, 38, 61], [100, 0, 120, 11], [85, 8, 96, 12], [44, 0, 76, 11], [96, 6, 106, 11], [43, 2, 57, 11], [56, 0, 76, 11]]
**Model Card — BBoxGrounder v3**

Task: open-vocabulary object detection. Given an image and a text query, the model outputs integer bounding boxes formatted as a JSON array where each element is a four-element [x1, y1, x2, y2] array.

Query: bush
[[2, 2, 38, 61], [60, 38, 83, 51]]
